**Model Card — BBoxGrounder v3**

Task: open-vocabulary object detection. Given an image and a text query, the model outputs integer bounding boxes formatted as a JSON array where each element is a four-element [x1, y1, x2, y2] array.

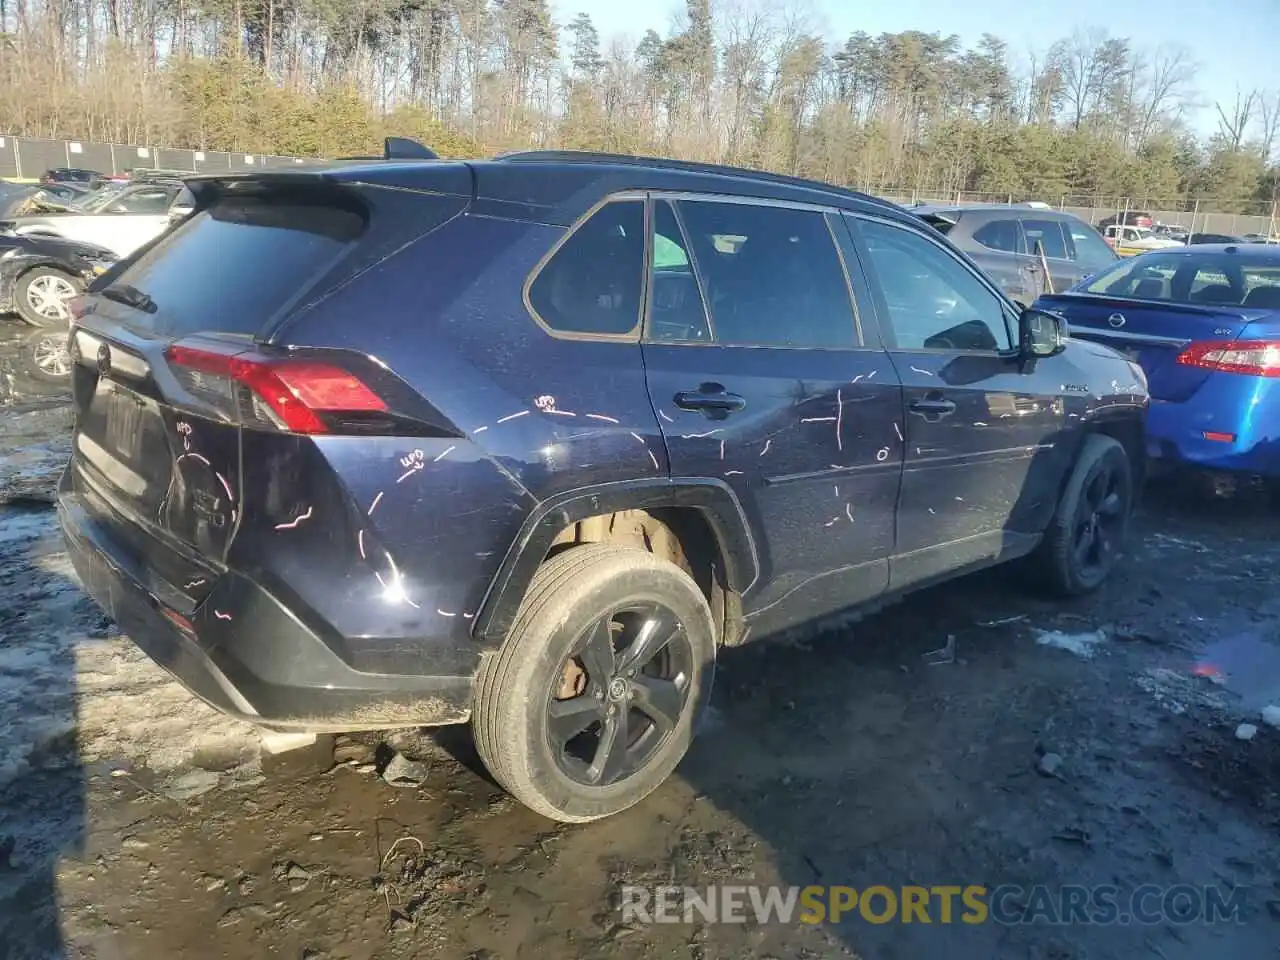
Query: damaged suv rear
[[60, 145, 1147, 822]]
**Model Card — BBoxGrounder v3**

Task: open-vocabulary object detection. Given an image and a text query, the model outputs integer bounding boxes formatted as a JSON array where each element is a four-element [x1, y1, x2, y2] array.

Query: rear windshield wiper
[[101, 283, 158, 314]]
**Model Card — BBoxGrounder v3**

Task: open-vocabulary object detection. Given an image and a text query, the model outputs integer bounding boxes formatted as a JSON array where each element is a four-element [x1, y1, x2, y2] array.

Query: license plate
[[103, 389, 144, 461]]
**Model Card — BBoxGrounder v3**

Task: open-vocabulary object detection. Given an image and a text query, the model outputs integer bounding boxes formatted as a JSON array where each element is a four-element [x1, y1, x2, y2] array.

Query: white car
[[0, 182, 181, 257], [1103, 224, 1184, 257]]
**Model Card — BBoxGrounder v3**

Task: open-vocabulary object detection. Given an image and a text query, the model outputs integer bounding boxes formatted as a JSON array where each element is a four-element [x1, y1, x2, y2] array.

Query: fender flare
[[471, 477, 759, 642]]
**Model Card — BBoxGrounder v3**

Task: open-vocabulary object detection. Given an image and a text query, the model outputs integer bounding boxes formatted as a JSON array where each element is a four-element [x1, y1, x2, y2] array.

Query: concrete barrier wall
[[0, 134, 304, 180]]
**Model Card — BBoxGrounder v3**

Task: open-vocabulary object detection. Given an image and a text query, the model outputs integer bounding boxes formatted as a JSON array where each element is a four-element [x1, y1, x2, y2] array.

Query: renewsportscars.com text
[[620, 884, 1246, 926]]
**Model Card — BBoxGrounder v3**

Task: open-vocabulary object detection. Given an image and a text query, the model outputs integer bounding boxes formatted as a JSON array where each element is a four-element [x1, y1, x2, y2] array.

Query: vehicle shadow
[[0, 515, 91, 959], [657, 449, 1279, 958], [0, 318, 87, 960]]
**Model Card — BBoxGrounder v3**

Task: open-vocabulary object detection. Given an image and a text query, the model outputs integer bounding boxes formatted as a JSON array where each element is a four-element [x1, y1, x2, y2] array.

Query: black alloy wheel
[[547, 602, 694, 788]]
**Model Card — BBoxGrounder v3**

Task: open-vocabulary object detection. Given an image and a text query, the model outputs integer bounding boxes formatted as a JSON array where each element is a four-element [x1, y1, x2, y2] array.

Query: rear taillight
[[1175, 340, 1280, 378], [164, 342, 387, 434]]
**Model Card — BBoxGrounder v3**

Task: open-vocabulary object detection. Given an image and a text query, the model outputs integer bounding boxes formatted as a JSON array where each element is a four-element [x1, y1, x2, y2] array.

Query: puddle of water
[[1194, 631, 1280, 712]]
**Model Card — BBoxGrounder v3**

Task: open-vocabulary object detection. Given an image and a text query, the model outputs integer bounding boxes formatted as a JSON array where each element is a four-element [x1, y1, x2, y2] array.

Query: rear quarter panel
[[277, 211, 666, 651]]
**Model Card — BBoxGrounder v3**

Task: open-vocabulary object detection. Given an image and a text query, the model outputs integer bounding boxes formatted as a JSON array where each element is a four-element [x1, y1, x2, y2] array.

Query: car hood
[[0, 232, 115, 260]]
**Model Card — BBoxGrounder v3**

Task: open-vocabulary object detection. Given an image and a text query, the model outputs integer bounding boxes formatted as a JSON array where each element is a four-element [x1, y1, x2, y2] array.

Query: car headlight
[[84, 255, 117, 275]]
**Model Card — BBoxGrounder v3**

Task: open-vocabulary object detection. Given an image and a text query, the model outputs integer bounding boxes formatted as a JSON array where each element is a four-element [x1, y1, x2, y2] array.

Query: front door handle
[[909, 395, 957, 422], [674, 383, 746, 420]]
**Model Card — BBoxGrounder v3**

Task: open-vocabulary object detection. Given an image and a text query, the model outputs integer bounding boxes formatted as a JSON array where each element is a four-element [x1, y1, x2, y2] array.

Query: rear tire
[[1037, 434, 1133, 596], [15, 267, 82, 328], [472, 543, 715, 823]]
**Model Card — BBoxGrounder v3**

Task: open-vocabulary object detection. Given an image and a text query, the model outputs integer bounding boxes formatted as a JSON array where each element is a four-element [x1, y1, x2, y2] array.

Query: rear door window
[[100, 197, 365, 336], [674, 199, 858, 348], [1065, 223, 1116, 271], [1021, 219, 1069, 259], [971, 218, 1023, 254], [528, 200, 644, 337]]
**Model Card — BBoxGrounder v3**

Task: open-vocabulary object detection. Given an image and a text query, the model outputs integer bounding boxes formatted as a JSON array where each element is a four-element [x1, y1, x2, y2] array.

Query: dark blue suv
[[58, 145, 1149, 821]]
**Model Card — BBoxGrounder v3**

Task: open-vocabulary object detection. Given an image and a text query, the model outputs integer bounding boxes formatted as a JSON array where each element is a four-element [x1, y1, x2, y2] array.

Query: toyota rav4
[[58, 144, 1149, 822]]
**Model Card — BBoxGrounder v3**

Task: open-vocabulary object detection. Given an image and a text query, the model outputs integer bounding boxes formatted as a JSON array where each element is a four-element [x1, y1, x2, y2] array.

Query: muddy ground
[[1, 320, 1278, 960]]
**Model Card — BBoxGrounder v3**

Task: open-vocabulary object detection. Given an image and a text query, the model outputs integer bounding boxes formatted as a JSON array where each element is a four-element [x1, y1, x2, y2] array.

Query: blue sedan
[[1034, 243, 1280, 481]]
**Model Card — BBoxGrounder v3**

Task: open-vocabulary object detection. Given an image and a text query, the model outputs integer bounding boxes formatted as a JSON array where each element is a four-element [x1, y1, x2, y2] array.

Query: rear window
[[100, 197, 364, 336], [1082, 252, 1280, 306], [972, 218, 1021, 253]]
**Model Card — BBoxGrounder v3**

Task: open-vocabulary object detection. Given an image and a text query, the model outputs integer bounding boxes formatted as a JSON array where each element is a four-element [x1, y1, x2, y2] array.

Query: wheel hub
[[607, 676, 628, 701]]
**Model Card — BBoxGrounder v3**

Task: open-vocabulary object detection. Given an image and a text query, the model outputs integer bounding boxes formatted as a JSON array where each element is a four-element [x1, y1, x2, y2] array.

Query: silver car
[[914, 204, 1120, 304], [1, 181, 182, 257]]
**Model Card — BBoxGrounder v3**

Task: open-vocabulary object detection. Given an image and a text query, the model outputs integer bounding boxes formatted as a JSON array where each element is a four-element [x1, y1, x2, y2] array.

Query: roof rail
[[497, 149, 898, 211]]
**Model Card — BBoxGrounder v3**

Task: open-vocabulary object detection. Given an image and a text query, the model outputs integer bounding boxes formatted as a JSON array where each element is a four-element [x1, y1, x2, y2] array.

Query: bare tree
[[1133, 44, 1196, 145], [719, 0, 774, 164], [1216, 87, 1257, 151], [1256, 89, 1280, 163]]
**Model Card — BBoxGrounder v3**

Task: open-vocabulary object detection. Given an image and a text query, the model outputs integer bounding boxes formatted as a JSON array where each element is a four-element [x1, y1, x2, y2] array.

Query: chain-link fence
[[877, 188, 1280, 240], [0, 135, 307, 180], [5, 135, 1278, 238]]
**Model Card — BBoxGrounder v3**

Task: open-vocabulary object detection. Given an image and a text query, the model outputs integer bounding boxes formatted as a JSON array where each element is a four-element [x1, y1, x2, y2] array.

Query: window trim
[[642, 195, 717, 344], [848, 212, 1021, 358], [522, 190, 648, 342], [641, 191, 869, 352]]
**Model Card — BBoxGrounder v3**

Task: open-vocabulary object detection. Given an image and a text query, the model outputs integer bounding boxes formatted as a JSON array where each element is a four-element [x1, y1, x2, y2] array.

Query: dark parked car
[[129, 168, 196, 184], [0, 231, 116, 326], [915, 205, 1118, 304], [40, 167, 103, 186], [1188, 233, 1244, 245], [59, 145, 1148, 822]]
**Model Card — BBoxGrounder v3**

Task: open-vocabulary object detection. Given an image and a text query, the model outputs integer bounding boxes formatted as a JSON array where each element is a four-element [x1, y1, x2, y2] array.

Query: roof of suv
[[192, 148, 910, 228]]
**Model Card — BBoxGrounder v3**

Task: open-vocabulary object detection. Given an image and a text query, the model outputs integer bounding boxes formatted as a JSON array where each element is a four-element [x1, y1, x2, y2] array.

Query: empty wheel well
[[545, 508, 745, 646]]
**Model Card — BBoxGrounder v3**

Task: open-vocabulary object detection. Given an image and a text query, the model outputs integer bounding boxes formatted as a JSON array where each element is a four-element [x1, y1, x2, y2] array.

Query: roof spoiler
[[330, 138, 439, 162], [383, 137, 438, 160]]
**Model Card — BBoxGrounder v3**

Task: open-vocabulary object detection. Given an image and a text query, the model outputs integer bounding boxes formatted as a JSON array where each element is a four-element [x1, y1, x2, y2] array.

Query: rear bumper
[[1145, 375, 1280, 478], [58, 477, 475, 731]]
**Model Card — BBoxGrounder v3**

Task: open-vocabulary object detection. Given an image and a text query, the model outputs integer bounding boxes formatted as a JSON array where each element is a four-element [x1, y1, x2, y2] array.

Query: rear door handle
[[909, 395, 957, 421], [674, 383, 746, 420]]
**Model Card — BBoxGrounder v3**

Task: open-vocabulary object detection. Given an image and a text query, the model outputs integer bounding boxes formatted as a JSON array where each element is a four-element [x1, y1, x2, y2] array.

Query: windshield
[[1080, 251, 1280, 307], [73, 183, 126, 212]]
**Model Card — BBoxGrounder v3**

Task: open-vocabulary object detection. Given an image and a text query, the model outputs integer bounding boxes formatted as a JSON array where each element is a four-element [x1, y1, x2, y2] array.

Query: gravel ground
[[1, 322, 1278, 960]]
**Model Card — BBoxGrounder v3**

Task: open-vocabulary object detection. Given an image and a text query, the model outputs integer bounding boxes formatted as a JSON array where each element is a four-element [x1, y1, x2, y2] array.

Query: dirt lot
[[1, 323, 1278, 960]]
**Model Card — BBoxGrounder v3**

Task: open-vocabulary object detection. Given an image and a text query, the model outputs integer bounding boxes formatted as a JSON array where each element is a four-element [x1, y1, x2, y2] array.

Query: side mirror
[[1020, 307, 1068, 359]]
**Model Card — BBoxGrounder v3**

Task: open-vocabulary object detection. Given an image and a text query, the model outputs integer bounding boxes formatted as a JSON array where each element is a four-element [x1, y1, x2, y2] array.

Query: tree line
[[1, 0, 1277, 213]]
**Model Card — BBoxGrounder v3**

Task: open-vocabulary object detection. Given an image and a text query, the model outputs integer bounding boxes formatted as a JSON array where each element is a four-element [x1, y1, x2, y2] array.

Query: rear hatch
[[65, 167, 472, 610], [1039, 292, 1257, 402]]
